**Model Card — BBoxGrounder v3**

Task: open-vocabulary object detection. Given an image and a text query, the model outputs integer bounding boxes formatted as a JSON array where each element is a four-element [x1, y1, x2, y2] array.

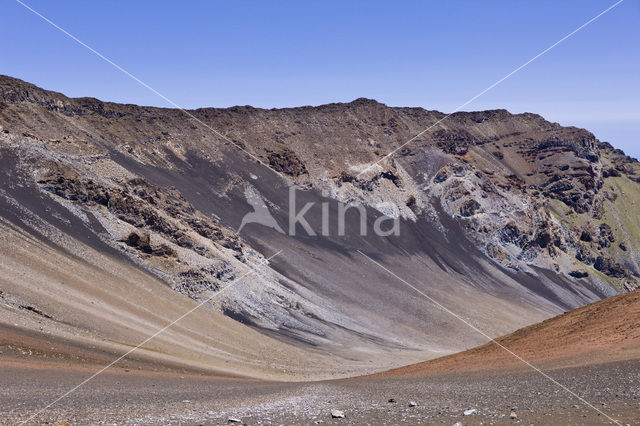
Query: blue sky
[[2, 1, 639, 158]]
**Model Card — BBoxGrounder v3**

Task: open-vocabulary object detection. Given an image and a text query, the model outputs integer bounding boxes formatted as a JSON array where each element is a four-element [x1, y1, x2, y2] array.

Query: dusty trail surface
[[1, 358, 638, 425]]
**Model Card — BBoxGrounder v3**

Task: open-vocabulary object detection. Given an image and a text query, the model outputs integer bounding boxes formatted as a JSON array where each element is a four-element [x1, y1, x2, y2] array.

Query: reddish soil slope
[[375, 289, 640, 377]]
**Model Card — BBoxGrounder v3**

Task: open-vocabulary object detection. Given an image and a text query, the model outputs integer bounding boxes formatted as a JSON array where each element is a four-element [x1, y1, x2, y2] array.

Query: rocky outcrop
[[267, 148, 308, 176], [459, 199, 481, 217], [33, 161, 250, 302], [594, 256, 627, 278], [433, 128, 473, 156], [124, 231, 176, 257]]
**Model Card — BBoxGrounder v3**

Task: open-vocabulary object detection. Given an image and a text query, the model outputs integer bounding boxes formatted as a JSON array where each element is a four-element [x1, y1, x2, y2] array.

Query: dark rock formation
[[267, 149, 307, 176], [594, 256, 626, 278]]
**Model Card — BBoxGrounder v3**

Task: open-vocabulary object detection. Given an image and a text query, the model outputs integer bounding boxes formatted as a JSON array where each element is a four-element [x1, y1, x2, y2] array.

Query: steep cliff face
[[0, 75, 638, 375]]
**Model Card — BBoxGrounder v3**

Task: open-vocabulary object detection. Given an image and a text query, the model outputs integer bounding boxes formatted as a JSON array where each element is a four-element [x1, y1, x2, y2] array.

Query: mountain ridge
[[1, 75, 639, 379]]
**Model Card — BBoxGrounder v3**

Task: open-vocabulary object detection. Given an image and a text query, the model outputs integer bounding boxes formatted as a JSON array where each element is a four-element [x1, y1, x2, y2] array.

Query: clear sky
[[2, 0, 639, 158]]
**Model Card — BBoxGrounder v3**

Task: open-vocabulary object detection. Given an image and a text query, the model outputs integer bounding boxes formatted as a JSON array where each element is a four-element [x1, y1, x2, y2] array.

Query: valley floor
[[1, 357, 639, 425], [2, 289, 640, 424]]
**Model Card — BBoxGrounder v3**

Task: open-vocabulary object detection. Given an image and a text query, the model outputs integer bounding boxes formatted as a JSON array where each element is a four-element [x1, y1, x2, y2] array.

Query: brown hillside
[[374, 289, 640, 378]]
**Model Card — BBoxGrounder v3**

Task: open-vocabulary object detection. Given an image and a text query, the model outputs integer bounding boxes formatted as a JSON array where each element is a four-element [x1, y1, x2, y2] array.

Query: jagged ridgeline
[[1, 75, 639, 373]]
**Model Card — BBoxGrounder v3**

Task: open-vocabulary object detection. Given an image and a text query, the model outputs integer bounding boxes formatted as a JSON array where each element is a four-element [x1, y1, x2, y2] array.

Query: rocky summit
[[1, 75, 639, 379]]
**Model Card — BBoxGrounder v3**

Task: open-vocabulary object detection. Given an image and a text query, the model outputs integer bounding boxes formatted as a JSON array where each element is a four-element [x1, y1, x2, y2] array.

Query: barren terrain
[[2, 290, 640, 424], [1, 76, 640, 424]]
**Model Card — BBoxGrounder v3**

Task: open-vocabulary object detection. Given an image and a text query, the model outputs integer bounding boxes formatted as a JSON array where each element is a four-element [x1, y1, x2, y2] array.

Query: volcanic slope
[[1, 75, 639, 378]]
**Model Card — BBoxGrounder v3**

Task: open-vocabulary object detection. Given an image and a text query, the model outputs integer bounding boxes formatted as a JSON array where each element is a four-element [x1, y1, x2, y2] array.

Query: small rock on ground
[[330, 409, 345, 419]]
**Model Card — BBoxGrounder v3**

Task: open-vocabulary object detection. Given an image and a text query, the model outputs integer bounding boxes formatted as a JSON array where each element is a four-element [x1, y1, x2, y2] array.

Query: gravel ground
[[2, 359, 639, 425]]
